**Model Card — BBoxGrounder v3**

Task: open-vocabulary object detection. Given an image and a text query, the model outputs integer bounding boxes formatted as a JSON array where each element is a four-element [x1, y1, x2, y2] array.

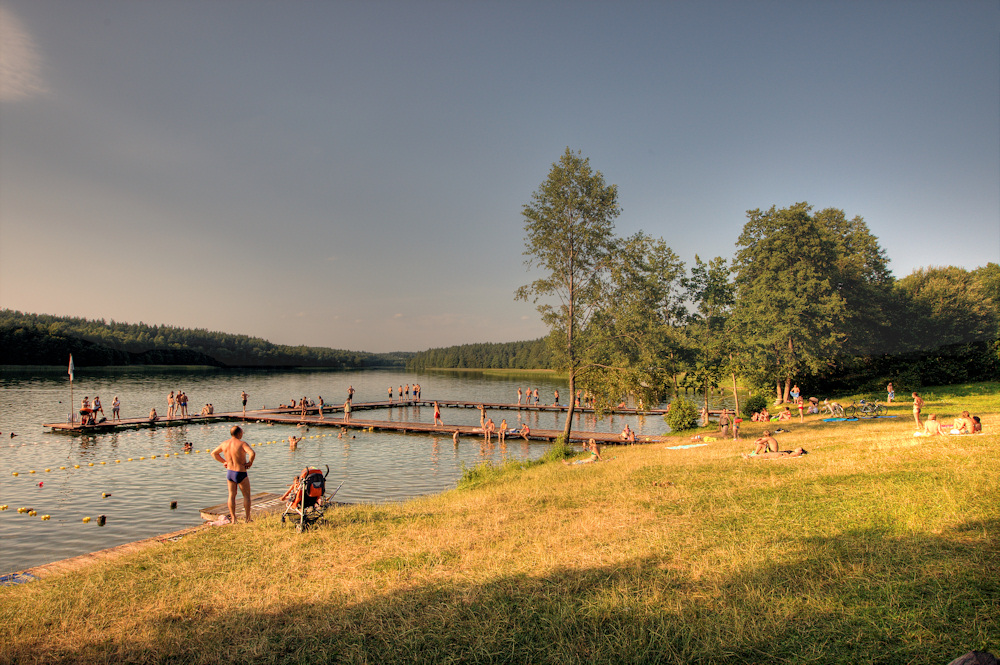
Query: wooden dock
[[43, 399, 721, 444]]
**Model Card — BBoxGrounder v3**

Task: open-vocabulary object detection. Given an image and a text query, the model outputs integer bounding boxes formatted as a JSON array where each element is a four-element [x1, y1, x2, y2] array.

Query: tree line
[[406, 338, 551, 371], [0, 310, 411, 369]]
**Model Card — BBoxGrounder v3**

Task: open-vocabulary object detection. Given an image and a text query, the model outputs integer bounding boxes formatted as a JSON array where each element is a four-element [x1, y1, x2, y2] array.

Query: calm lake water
[[0, 367, 737, 574]]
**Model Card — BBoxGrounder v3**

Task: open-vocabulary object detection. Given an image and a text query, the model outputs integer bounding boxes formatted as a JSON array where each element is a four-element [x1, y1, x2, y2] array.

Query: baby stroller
[[280, 465, 342, 532]]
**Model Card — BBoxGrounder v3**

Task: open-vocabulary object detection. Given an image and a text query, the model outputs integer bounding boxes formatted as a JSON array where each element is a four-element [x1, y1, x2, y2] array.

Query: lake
[[0, 366, 737, 574]]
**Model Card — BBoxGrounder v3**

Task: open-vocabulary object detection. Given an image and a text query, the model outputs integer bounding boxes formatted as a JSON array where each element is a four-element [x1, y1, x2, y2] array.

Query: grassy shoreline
[[2, 383, 998, 664]]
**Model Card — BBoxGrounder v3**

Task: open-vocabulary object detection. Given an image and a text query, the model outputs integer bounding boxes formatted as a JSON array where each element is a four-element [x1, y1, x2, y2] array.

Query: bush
[[540, 436, 574, 463], [741, 394, 768, 420], [665, 397, 699, 432]]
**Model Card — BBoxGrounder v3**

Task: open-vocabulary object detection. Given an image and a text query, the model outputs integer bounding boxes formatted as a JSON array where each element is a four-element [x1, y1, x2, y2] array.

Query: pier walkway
[[43, 399, 721, 444]]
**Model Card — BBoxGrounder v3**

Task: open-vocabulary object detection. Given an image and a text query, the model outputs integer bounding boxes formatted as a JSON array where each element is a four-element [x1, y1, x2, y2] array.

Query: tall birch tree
[[516, 148, 620, 442]]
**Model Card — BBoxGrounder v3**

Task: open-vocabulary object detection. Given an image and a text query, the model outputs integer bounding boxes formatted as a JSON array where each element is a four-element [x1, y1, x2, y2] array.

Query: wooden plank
[[199, 492, 286, 521]]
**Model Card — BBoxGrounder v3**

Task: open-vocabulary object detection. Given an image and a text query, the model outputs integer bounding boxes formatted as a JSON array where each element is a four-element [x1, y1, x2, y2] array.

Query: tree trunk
[[562, 369, 575, 442], [731, 372, 740, 418]]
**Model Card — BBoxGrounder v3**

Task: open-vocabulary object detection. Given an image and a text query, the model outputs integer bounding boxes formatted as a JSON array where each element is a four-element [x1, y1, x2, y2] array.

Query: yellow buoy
[[45, 468, 51, 472], [151, 455, 156, 459], [59, 466, 67, 470], [116, 460, 121, 464], [139, 456, 145, 460], [41, 515, 51, 520], [11, 472, 18, 476], [82, 516, 91, 523], [74, 465, 80, 469], [88, 463, 95, 467], [100, 461, 106, 465], [128, 458, 134, 462], [28, 510, 37, 517], [29, 470, 36, 474]]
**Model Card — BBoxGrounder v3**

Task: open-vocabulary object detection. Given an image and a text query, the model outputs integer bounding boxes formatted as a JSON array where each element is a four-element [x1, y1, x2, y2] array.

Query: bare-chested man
[[912, 392, 924, 428], [749, 430, 780, 455], [212, 425, 256, 524]]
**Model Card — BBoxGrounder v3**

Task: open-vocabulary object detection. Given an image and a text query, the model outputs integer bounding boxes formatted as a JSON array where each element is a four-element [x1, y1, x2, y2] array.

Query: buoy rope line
[[2, 431, 348, 523]]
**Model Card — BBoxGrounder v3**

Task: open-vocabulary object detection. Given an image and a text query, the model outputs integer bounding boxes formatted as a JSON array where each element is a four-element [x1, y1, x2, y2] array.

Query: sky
[[1, 1, 998, 353]]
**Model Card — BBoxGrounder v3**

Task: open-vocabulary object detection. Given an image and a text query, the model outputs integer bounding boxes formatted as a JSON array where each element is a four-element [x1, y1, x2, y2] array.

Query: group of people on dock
[[77, 395, 120, 425], [387, 384, 421, 401]]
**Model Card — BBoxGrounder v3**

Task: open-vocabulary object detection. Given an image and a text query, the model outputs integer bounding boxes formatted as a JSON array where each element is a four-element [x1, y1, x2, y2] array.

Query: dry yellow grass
[[2, 384, 998, 664]]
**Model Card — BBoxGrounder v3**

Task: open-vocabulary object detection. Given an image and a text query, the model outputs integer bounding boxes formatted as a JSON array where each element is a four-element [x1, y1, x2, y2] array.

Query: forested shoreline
[[0, 311, 410, 369]]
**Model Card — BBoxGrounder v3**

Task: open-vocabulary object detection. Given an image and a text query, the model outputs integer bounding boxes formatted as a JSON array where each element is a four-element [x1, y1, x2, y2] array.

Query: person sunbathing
[[563, 439, 602, 465], [778, 407, 793, 421], [746, 430, 779, 456], [950, 411, 976, 435], [915, 414, 946, 436], [744, 448, 808, 459]]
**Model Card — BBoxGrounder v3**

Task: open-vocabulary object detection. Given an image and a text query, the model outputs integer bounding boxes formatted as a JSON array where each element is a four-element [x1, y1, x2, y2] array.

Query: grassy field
[[2, 383, 998, 664]]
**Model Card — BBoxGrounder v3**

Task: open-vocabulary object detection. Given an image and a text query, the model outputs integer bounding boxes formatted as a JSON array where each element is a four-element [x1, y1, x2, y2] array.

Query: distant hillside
[[0, 310, 410, 369], [406, 338, 552, 370]]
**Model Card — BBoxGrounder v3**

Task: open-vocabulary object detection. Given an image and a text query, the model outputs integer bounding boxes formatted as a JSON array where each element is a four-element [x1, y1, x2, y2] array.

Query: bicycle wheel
[[874, 405, 885, 417], [844, 406, 857, 418]]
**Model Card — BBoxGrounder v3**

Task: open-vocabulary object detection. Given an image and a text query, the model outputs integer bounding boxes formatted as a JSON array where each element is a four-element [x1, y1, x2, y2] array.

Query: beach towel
[[821, 417, 859, 422], [666, 443, 708, 450]]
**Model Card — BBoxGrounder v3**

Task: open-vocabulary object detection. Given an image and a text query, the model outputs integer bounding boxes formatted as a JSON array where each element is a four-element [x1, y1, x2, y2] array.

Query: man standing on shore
[[212, 425, 256, 524]]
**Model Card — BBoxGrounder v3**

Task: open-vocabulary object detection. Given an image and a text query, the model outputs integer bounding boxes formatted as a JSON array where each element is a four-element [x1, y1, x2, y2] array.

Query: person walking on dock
[[112, 396, 120, 421], [212, 425, 256, 525], [348, 385, 355, 402], [517, 388, 523, 405], [241, 391, 248, 417], [388, 386, 393, 402], [317, 396, 325, 420], [434, 401, 443, 427], [533, 388, 539, 405], [167, 391, 175, 419], [344, 399, 352, 423]]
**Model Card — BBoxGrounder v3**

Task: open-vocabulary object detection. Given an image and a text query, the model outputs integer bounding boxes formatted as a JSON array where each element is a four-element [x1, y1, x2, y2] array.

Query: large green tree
[[516, 148, 621, 441], [729, 203, 847, 401], [583, 232, 687, 411]]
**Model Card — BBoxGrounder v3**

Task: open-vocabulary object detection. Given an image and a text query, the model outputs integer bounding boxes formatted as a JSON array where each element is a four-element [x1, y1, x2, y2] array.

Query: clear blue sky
[[2, 1, 997, 352]]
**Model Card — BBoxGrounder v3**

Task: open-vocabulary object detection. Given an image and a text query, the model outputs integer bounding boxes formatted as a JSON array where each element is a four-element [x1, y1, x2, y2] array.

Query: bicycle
[[844, 399, 885, 419]]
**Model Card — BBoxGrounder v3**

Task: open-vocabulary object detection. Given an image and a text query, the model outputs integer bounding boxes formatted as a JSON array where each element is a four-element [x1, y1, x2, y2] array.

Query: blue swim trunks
[[227, 469, 248, 484]]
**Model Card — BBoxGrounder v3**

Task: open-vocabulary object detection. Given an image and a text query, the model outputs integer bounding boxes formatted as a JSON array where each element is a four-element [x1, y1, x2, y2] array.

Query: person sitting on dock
[[553, 390, 559, 405], [148, 408, 159, 422], [499, 418, 508, 442], [619, 424, 634, 442], [519, 424, 531, 441], [201, 404, 211, 416], [484, 418, 496, 443]]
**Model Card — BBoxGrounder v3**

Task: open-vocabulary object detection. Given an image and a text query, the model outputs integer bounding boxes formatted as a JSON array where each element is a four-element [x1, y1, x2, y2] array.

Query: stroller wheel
[[296, 523, 305, 533], [280, 515, 285, 523]]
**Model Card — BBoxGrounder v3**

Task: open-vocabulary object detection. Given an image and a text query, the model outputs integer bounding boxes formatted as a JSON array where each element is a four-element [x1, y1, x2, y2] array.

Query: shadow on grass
[[14, 520, 999, 665]]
